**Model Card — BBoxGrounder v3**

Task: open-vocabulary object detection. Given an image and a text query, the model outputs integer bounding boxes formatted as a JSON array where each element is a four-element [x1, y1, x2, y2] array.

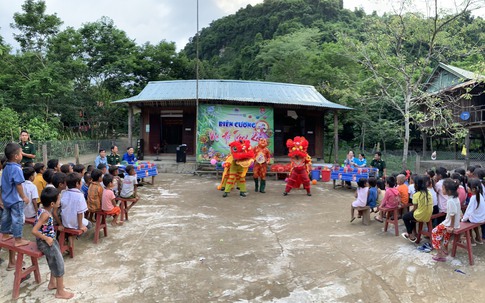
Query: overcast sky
[[0, 0, 483, 51]]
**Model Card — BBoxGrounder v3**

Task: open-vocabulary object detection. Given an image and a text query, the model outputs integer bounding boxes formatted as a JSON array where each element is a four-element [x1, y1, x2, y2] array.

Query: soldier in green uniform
[[19, 130, 36, 166], [370, 151, 386, 179], [107, 145, 121, 166]]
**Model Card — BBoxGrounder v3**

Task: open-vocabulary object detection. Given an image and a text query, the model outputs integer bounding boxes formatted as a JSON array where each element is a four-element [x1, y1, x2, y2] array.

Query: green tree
[[26, 117, 60, 141], [256, 28, 321, 83], [338, 0, 484, 168], [0, 107, 20, 141], [11, 0, 62, 54]]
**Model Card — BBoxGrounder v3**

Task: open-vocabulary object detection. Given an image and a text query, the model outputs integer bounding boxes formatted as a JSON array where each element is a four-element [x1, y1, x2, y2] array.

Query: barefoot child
[[351, 178, 368, 222], [1, 143, 30, 247], [32, 187, 74, 299], [120, 165, 140, 205], [431, 179, 462, 262], [102, 174, 123, 226]]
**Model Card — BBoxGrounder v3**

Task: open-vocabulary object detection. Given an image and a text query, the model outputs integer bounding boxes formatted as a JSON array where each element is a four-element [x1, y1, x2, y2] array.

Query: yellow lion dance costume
[[222, 139, 255, 198]]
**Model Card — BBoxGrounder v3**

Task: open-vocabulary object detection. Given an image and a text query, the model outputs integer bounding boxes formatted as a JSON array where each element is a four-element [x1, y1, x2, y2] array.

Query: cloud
[[213, 0, 263, 14], [1, 0, 481, 52], [0, 0, 264, 51]]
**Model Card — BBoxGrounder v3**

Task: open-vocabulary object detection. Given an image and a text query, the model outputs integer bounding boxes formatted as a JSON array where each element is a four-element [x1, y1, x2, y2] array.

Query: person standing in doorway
[[19, 130, 36, 166]]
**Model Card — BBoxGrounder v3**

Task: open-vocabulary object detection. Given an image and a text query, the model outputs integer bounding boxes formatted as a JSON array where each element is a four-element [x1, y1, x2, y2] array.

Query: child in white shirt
[[59, 173, 90, 232], [22, 167, 39, 219], [120, 165, 139, 201]]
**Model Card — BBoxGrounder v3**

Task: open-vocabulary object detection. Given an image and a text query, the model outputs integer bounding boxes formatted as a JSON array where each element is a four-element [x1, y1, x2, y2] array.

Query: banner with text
[[196, 104, 274, 162]]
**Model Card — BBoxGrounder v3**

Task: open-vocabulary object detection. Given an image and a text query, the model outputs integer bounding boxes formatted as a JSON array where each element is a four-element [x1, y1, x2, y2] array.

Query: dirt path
[[1, 174, 484, 302]]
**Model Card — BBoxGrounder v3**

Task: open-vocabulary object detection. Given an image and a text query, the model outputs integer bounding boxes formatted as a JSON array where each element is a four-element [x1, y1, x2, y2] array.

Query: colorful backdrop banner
[[197, 104, 274, 162]]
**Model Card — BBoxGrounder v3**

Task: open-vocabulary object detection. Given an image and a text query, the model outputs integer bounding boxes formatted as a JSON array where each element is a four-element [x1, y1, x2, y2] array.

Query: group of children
[[350, 165, 485, 262], [0, 143, 140, 299]]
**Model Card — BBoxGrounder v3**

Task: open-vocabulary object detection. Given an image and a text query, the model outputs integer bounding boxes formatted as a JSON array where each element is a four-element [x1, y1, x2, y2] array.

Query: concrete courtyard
[[1, 173, 485, 302]]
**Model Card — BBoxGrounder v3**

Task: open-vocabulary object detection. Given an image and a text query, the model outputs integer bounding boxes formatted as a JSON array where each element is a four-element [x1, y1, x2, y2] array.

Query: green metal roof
[[113, 79, 351, 110], [424, 62, 483, 93]]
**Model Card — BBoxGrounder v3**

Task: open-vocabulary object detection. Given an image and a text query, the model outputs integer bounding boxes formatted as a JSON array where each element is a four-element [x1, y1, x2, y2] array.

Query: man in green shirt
[[370, 151, 386, 179], [19, 130, 36, 165], [107, 145, 121, 166]]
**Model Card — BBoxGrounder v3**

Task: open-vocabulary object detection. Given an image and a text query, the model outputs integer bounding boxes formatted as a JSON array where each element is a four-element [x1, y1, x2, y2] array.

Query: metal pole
[[128, 105, 133, 147], [465, 129, 470, 169], [195, 0, 200, 162], [334, 111, 339, 164]]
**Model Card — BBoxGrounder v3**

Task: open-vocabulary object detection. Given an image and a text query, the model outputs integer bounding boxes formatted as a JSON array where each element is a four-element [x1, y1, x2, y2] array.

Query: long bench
[[0, 235, 43, 299], [451, 221, 485, 266]]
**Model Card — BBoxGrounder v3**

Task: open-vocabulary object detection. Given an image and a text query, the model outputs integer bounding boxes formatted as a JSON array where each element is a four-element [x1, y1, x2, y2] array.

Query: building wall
[[140, 104, 325, 159]]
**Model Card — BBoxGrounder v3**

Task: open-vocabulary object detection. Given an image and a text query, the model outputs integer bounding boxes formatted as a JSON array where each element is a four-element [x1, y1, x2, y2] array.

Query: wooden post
[[333, 111, 339, 164], [74, 144, 80, 165], [42, 144, 48, 165], [422, 133, 427, 158], [128, 105, 133, 147], [322, 110, 325, 162], [465, 129, 470, 169], [415, 154, 420, 174], [314, 111, 324, 161]]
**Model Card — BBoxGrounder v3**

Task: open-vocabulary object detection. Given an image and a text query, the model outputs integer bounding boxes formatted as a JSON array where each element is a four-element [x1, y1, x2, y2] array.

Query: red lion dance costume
[[283, 136, 312, 196], [253, 138, 271, 193], [223, 139, 255, 198]]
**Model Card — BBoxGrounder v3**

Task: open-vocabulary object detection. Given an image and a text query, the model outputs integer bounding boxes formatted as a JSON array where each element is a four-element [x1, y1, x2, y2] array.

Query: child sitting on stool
[[351, 178, 368, 222], [102, 174, 123, 226]]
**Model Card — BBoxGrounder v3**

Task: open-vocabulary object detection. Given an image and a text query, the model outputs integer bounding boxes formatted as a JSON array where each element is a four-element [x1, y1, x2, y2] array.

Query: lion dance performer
[[253, 138, 271, 193], [283, 136, 312, 196], [217, 154, 233, 191], [223, 139, 255, 198]]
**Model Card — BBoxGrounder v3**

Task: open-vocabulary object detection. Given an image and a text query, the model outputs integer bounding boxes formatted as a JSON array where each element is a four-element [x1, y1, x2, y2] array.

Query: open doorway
[[161, 118, 183, 153]]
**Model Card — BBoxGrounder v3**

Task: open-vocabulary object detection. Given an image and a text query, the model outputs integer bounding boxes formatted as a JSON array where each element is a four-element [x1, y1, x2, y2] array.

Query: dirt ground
[[1, 173, 485, 302]]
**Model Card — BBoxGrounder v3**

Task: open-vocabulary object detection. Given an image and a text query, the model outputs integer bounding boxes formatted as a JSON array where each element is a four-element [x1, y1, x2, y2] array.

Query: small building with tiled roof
[[114, 79, 350, 161]]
